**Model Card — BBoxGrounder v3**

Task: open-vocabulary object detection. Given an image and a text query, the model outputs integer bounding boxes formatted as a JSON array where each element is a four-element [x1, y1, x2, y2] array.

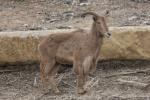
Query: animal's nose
[[107, 32, 111, 36]]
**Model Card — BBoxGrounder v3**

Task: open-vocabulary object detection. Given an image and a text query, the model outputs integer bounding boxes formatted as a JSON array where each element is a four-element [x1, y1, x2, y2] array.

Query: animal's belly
[[56, 48, 73, 65]]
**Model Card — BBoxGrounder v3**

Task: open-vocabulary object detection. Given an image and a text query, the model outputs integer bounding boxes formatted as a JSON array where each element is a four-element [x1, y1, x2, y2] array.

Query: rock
[[143, 21, 150, 25], [63, 0, 73, 5], [131, 0, 150, 3], [23, 24, 29, 27], [79, 0, 88, 3], [79, 2, 90, 6], [56, 26, 72, 29], [62, 11, 75, 20], [0, 26, 150, 65], [49, 19, 60, 23], [128, 16, 138, 21], [42, 27, 48, 30], [29, 25, 42, 30], [79, 0, 90, 6]]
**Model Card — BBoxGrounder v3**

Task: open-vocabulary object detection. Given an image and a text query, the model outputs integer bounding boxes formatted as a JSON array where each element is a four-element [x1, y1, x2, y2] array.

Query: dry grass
[[1, 60, 150, 100]]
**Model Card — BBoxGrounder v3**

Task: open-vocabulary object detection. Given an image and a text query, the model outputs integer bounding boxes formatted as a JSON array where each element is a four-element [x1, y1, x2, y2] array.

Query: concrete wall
[[0, 26, 150, 65]]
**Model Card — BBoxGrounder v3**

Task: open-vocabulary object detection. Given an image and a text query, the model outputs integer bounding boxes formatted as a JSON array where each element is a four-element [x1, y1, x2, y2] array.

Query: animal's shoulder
[[46, 32, 74, 43], [72, 28, 87, 33]]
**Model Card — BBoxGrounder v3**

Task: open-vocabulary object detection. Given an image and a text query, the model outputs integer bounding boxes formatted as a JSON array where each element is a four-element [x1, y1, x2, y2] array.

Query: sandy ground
[[0, 60, 150, 100]]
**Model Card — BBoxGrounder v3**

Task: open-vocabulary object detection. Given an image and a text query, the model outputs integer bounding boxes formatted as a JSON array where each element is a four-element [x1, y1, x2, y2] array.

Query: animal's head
[[81, 11, 111, 38]]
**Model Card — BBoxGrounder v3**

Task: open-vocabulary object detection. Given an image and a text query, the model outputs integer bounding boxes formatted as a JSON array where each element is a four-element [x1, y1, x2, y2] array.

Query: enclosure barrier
[[0, 26, 150, 65]]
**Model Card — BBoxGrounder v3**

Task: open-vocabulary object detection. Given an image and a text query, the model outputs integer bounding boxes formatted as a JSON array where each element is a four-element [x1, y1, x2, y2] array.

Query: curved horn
[[81, 12, 99, 18]]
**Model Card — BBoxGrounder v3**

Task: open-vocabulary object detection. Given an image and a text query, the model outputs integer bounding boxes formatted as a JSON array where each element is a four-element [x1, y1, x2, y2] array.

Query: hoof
[[41, 88, 49, 94], [40, 89, 50, 96], [54, 90, 61, 95], [77, 88, 87, 95]]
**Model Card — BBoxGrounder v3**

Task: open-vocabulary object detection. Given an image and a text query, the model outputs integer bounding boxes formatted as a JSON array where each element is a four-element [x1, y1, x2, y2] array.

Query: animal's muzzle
[[107, 33, 111, 36], [106, 32, 111, 38]]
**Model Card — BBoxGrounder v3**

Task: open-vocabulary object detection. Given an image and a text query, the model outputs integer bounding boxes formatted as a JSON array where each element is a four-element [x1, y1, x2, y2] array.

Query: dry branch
[[103, 69, 150, 78], [85, 77, 99, 90], [57, 74, 65, 85], [0, 70, 17, 73], [117, 79, 147, 88], [61, 81, 76, 89], [6, 78, 18, 85]]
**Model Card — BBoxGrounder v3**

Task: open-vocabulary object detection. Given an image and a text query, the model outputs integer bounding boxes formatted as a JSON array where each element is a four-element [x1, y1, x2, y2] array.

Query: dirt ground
[[0, 60, 150, 100], [0, 0, 150, 31], [1, 0, 150, 100]]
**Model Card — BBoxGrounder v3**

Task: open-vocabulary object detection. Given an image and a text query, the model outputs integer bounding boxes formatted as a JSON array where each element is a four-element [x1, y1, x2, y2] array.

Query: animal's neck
[[90, 22, 104, 45], [90, 22, 104, 60]]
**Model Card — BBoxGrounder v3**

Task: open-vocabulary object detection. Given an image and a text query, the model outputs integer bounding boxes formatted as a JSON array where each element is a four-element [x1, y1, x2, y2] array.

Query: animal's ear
[[93, 16, 97, 22], [105, 10, 110, 17]]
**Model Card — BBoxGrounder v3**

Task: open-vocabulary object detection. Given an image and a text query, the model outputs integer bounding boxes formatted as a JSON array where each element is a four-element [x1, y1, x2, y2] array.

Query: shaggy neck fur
[[90, 22, 104, 60], [91, 22, 104, 43]]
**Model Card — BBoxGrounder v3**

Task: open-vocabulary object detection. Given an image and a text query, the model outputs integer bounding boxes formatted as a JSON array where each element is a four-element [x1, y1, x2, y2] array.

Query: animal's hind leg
[[40, 61, 47, 89], [48, 62, 61, 94], [38, 42, 59, 94]]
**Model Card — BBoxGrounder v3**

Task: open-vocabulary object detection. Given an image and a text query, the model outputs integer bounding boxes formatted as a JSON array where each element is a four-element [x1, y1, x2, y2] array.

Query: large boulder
[[0, 26, 150, 65], [100, 26, 150, 60]]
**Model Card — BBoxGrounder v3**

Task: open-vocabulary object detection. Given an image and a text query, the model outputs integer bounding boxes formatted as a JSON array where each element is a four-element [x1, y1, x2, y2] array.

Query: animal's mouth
[[105, 32, 111, 38]]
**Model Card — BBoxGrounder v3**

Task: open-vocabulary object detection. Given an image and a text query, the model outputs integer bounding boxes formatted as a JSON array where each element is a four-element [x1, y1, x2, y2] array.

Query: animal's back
[[55, 30, 91, 64]]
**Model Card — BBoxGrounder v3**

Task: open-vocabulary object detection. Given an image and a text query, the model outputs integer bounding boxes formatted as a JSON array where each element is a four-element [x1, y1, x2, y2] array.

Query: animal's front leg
[[49, 76, 61, 94], [48, 63, 61, 95], [73, 52, 87, 94], [90, 61, 97, 74], [73, 63, 86, 94], [76, 74, 87, 94]]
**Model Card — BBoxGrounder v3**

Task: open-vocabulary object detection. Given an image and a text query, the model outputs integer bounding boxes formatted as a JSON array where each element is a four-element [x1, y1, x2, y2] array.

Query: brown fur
[[38, 11, 111, 94]]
